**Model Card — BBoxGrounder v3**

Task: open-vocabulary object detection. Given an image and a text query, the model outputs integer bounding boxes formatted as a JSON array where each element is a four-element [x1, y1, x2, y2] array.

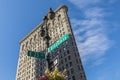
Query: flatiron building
[[16, 5, 86, 80]]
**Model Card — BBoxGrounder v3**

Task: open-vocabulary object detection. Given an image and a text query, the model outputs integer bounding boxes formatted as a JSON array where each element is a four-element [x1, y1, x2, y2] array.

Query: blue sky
[[0, 0, 120, 80]]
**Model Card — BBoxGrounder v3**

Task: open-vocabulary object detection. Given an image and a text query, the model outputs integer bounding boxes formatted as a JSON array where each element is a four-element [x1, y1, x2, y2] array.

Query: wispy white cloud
[[68, 0, 114, 66], [71, 18, 112, 65], [68, 0, 102, 9], [84, 7, 106, 19]]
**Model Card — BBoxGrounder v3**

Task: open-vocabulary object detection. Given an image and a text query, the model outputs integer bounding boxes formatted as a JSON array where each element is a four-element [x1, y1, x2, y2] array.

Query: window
[[22, 44, 25, 50], [26, 41, 28, 47], [76, 59, 79, 63], [52, 19, 54, 26], [30, 38, 33, 44], [34, 34, 36, 41], [64, 52, 65, 56], [62, 66, 64, 70], [67, 50, 69, 54], [77, 65, 80, 70], [66, 64, 68, 68], [58, 15, 61, 21], [69, 62, 72, 67], [81, 74, 83, 79], [68, 55, 71, 60], [62, 28, 64, 31], [63, 32, 65, 35], [67, 70, 70, 76], [72, 76, 76, 80], [60, 54, 62, 59], [61, 60, 63, 64], [65, 58, 67, 62], [74, 52, 77, 57], [71, 68, 74, 74], [48, 23, 50, 27]]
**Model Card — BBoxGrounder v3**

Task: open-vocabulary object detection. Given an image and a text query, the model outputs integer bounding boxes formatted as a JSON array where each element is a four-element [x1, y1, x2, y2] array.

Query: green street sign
[[27, 50, 46, 59], [48, 33, 69, 52]]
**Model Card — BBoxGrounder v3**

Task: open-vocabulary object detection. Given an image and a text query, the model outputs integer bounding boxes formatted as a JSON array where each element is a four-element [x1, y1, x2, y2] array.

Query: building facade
[[16, 5, 86, 80]]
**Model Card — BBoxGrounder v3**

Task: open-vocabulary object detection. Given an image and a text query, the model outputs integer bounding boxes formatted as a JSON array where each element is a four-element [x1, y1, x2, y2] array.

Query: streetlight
[[40, 8, 55, 71]]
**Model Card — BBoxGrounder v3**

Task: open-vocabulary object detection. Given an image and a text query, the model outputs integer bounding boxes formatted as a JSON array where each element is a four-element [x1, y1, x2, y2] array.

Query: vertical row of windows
[[18, 30, 47, 80]]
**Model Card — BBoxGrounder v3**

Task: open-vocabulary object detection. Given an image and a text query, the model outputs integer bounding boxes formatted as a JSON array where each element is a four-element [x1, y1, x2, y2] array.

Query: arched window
[[22, 44, 25, 50], [30, 38, 33, 44], [34, 34, 36, 41], [58, 15, 61, 21], [26, 41, 28, 47]]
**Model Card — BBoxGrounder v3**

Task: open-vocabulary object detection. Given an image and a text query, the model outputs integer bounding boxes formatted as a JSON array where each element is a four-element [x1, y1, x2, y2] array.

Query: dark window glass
[[68, 56, 71, 60], [72, 76, 76, 80], [77, 65, 80, 70], [66, 64, 68, 68], [71, 68, 74, 74], [67, 70, 70, 76], [67, 50, 69, 54], [69, 62, 72, 67], [65, 58, 67, 62]]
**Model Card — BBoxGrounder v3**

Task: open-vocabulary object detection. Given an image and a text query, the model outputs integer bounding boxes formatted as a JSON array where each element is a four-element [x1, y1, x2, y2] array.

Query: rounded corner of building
[[61, 5, 68, 11]]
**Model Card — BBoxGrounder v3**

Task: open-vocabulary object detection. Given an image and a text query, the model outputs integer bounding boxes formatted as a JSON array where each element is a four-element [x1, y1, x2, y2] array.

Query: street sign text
[[27, 50, 45, 59], [48, 34, 69, 52]]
